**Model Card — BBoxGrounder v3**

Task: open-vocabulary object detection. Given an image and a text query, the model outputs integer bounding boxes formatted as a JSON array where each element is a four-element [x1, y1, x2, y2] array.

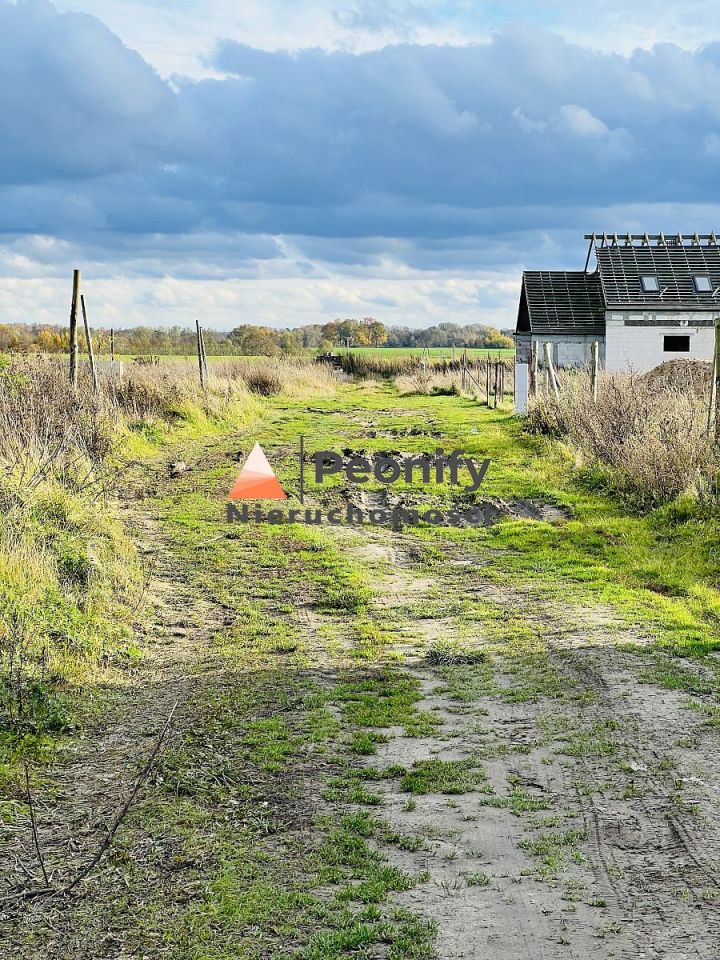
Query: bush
[[526, 366, 720, 509], [244, 369, 284, 396]]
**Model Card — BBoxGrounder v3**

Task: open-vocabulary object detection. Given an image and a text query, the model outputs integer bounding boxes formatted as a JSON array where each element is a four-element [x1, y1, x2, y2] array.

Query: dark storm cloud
[[1, 0, 720, 270]]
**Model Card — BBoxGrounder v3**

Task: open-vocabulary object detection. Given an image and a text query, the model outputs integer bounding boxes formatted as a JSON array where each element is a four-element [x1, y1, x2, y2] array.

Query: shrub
[[526, 365, 720, 509], [243, 369, 284, 396]]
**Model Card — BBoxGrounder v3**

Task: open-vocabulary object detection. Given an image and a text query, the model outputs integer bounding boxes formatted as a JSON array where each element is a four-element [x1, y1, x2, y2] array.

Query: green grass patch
[[396, 758, 485, 795]]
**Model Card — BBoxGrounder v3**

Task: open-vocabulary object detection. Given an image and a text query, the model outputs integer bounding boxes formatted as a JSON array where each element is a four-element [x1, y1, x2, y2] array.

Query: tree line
[[0, 318, 513, 357]]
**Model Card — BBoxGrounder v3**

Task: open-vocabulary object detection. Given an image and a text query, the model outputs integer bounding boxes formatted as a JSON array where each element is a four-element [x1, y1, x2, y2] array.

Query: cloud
[[0, 0, 171, 182], [557, 104, 609, 138], [50, 0, 720, 79], [2, 1, 720, 330]]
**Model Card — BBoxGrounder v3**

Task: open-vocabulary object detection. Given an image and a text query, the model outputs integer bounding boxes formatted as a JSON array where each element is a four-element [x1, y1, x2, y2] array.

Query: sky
[[2, 0, 720, 331]]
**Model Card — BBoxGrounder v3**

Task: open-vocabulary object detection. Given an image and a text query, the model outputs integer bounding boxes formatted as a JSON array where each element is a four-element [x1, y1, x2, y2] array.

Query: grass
[[464, 871, 491, 887], [396, 759, 485, 795], [0, 356, 334, 792], [3, 365, 720, 956], [252, 380, 719, 664], [0, 479, 143, 785], [519, 829, 588, 881]]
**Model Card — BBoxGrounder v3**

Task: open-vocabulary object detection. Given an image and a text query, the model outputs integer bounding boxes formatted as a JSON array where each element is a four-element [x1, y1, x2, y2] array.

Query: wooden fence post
[[110, 328, 115, 363], [544, 343, 560, 401], [69, 269, 80, 387], [711, 319, 720, 440], [486, 356, 490, 405], [196, 318, 206, 391], [531, 340, 538, 396], [200, 324, 209, 384], [591, 340, 599, 405], [80, 295, 99, 394]]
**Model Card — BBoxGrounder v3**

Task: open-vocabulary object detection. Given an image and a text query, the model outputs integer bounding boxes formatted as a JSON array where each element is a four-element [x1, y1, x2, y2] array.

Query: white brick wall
[[605, 313, 717, 372]]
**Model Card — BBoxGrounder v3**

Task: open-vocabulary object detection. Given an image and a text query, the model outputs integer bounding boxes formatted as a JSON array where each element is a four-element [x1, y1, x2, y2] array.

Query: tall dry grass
[[396, 360, 514, 401], [0, 356, 337, 490], [527, 366, 719, 508], [0, 354, 337, 748]]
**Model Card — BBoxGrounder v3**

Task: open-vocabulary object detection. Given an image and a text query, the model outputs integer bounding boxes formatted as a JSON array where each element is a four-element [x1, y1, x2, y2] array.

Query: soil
[[640, 360, 712, 397], [2, 443, 719, 959], [340, 529, 720, 959]]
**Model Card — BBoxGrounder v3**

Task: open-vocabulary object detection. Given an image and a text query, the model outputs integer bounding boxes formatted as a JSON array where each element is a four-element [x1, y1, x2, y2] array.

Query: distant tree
[[228, 325, 281, 356], [321, 321, 340, 346], [367, 320, 388, 347], [278, 330, 303, 354], [0, 317, 513, 357], [336, 319, 358, 346], [355, 322, 371, 346], [482, 331, 514, 349]]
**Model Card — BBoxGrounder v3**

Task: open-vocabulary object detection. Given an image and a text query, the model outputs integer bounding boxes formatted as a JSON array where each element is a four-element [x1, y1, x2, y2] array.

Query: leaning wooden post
[[544, 343, 560, 401], [711, 318, 720, 440], [110, 328, 115, 363], [69, 269, 80, 387], [485, 356, 490, 405], [195, 318, 206, 391], [80, 295, 99, 394], [591, 340, 600, 405], [200, 324, 209, 384]]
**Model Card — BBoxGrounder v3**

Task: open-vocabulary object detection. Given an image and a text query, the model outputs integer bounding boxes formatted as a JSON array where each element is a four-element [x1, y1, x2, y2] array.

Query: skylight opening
[[693, 275, 713, 293], [640, 275, 660, 293]]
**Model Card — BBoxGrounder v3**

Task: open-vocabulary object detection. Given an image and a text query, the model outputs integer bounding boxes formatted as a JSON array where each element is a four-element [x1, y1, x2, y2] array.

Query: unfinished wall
[[525, 335, 604, 369], [605, 314, 716, 372]]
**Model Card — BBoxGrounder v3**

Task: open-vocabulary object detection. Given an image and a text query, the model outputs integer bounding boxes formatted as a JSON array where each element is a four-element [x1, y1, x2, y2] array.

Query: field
[[1, 358, 719, 959], [340, 346, 514, 359], [104, 346, 516, 362]]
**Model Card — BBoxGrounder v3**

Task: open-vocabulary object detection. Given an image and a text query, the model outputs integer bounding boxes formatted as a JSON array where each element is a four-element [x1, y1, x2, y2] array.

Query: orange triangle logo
[[229, 444, 288, 500]]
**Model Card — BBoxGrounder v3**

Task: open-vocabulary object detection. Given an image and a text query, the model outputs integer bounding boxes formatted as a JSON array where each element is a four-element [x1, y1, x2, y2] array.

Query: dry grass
[[208, 358, 337, 398], [0, 356, 337, 487], [396, 371, 462, 396], [527, 366, 719, 507], [396, 361, 514, 401], [0, 353, 336, 758]]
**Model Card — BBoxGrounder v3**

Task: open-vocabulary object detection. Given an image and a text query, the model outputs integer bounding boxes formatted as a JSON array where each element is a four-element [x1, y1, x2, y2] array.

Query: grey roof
[[517, 271, 605, 336], [595, 242, 720, 309]]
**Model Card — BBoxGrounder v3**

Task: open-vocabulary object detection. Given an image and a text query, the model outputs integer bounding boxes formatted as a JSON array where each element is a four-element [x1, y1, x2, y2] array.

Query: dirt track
[[330, 530, 720, 959], [2, 428, 719, 959]]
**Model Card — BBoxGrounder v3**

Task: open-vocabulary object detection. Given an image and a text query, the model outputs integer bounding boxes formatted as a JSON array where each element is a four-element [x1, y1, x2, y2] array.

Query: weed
[[397, 759, 485, 795], [464, 872, 491, 887]]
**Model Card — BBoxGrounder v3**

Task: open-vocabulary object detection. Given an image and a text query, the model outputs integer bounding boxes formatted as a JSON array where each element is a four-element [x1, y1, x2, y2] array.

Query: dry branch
[[2, 702, 178, 907], [24, 763, 49, 887]]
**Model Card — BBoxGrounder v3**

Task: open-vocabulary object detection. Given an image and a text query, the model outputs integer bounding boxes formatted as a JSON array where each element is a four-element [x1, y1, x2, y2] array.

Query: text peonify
[[313, 449, 490, 493]]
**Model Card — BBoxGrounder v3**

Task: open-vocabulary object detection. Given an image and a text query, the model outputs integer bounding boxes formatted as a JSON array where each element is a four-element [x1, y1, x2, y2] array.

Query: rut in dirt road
[[340, 527, 720, 960]]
